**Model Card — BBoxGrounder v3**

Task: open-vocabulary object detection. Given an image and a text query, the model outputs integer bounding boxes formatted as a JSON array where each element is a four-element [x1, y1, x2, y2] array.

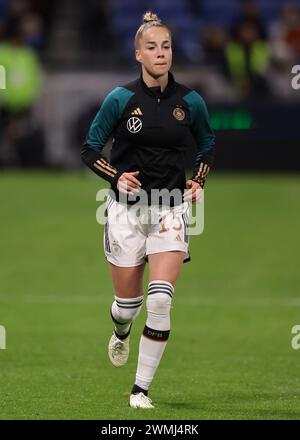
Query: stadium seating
[[108, 0, 300, 61]]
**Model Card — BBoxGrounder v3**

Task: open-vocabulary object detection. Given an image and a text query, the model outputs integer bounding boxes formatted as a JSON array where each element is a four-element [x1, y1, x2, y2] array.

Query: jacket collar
[[140, 71, 176, 99]]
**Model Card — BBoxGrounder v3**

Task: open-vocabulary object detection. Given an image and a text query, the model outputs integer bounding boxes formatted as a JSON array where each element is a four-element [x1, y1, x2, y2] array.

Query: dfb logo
[[291, 65, 300, 90], [0, 65, 6, 89], [291, 325, 300, 350], [0, 325, 6, 349]]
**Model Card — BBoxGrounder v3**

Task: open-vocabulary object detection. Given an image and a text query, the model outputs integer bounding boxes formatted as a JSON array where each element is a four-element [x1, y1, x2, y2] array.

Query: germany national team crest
[[111, 240, 121, 256], [173, 106, 185, 121]]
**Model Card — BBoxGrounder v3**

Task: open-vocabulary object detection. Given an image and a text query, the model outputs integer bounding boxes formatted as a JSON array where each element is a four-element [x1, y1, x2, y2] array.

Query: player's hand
[[183, 180, 202, 203], [117, 171, 142, 195]]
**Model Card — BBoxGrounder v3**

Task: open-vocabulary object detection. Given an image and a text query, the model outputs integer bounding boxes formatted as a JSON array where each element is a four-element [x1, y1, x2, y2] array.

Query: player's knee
[[146, 292, 172, 316], [146, 280, 174, 316], [112, 296, 143, 323], [117, 305, 142, 322]]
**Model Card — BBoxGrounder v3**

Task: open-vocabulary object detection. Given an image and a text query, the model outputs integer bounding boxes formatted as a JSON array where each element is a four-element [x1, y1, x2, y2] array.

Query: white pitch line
[[0, 294, 300, 307]]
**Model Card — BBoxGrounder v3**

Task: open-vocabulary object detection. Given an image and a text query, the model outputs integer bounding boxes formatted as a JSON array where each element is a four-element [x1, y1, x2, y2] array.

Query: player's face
[[135, 26, 172, 78]]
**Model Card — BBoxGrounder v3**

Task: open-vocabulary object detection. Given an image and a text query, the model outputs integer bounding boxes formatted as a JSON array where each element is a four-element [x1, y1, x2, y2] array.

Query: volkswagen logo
[[127, 117, 142, 133]]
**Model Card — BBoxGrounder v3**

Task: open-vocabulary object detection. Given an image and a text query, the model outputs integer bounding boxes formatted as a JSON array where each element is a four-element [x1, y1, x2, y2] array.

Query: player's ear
[[135, 49, 142, 64]]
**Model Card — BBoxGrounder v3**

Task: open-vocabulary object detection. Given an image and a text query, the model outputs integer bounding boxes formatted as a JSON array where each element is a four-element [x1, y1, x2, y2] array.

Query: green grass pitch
[[0, 170, 300, 420]]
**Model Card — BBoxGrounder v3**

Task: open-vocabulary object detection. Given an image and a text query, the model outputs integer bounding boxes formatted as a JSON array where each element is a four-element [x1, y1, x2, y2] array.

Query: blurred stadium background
[[1, 0, 300, 420], [0, 0, 300, 168]]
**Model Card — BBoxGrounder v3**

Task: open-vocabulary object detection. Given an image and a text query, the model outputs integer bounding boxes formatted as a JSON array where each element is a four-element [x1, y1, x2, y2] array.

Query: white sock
[[134, 280, 174, 391], [111, 295, 143, 337]]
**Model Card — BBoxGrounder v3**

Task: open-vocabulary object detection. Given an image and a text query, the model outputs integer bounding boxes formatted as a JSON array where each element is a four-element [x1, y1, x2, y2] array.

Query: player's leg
[[129, 251, 184, 408], [109, 261, 146, 298], [108, 262, 146, 367], [109, 261, 146, 338], [104, 195, 147, 366]]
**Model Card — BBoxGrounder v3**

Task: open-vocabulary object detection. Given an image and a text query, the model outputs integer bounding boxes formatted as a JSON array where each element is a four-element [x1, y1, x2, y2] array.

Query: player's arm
[[81, 88, 124, 185], [184, 91, 216, 188]]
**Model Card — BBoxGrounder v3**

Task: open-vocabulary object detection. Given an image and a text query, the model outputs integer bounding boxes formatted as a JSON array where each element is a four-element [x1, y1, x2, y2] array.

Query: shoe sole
[[128, 403, 154, 409], [128, 400, 154, 409]]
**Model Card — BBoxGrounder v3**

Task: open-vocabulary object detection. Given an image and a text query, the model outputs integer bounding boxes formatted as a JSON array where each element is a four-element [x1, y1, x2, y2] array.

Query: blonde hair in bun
[[135, 11, 172, 49], [143, 11, 161, 24]]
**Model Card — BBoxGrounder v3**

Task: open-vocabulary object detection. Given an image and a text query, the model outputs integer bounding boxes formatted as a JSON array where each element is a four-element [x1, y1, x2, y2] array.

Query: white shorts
[[103, 196, 190, 267]]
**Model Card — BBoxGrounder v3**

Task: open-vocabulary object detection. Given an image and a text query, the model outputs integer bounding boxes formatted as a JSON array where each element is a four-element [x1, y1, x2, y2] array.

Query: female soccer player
[[81, 11, 215, 409]]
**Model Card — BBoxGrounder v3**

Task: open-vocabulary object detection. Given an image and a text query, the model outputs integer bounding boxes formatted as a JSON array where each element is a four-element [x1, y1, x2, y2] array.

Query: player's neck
[[142, 70, 169, 92]]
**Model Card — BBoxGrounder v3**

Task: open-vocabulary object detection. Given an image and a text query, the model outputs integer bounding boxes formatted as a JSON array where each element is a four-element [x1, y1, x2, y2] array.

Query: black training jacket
[[81, 71, 216, 205]]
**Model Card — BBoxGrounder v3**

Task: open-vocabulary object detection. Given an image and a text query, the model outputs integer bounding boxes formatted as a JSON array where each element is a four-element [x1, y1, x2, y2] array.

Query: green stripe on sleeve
[[183, 90, 215, 160], [87, 86, 134, 152]]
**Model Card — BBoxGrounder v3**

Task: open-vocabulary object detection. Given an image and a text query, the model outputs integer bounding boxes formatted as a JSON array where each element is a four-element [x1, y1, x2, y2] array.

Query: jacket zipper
[[157, 98, 160, 121]]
